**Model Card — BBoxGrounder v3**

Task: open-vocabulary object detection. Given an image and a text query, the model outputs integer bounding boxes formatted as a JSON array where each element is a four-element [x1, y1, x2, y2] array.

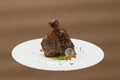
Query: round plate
[[12, 38, 104, 71]]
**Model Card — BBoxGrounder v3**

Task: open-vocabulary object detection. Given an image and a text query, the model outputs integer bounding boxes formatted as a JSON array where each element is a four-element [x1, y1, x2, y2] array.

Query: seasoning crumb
[[59, 63, 62, 65], [80, 47, 82, 51], [69, 62, 74, 65], [44, 62, 47, 63], [32, 52, 34, 54]]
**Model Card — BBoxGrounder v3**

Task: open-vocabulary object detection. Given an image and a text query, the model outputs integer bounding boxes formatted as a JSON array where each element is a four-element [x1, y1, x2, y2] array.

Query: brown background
[[0, 0, 120, 80]]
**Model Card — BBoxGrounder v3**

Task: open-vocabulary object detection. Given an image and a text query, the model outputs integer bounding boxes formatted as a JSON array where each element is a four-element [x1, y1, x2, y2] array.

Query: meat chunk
[[41, 19, 76, 57]]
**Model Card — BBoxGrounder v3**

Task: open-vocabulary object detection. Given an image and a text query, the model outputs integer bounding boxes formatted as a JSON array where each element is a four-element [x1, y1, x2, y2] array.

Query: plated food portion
[[11, 18, 104, 71], [41, 19, 76, 60]]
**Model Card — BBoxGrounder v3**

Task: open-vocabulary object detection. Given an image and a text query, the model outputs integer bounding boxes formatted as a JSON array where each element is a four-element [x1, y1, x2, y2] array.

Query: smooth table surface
[[0, 0, 120, 80]]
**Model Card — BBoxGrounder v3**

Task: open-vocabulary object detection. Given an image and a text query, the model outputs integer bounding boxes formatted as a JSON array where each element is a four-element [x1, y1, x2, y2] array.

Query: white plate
[[12, 38, 104, 71]]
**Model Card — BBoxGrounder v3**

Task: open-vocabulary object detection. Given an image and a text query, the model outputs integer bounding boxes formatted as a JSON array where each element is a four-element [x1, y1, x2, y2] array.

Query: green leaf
[[57, 56, 68, 60]]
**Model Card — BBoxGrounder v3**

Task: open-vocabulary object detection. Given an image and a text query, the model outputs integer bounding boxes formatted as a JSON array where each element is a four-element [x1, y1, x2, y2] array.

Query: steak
[[41, 18, 76, 57]]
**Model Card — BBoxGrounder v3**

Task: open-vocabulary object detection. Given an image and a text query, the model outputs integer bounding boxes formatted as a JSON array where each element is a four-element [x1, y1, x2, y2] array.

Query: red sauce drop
[[40, 49, 43, 52]]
